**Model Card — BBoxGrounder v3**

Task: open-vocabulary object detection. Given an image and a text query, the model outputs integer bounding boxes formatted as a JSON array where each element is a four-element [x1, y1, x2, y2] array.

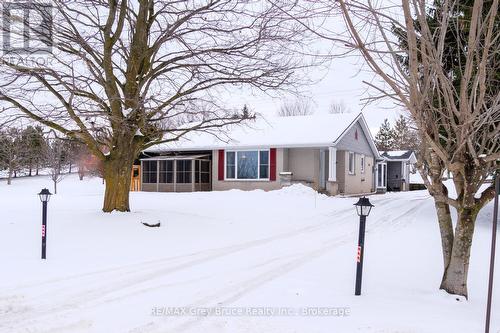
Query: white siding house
[[139, 113, 381, 195]]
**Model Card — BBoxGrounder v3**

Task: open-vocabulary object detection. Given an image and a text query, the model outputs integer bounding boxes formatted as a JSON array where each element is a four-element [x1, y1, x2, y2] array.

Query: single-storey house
[[376, 150, 417, 192], [133, 113, 386, 195]]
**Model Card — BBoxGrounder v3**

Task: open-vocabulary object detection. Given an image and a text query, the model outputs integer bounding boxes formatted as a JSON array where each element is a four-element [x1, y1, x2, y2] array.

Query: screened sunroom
[[140, 155, 211, 192]]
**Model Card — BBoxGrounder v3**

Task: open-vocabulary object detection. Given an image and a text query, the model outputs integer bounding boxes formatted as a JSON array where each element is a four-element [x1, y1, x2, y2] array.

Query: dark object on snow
[[142, 222, 161, 228]]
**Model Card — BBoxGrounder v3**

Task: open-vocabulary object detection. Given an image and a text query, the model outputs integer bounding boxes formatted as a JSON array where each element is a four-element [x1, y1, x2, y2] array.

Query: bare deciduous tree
[[0, 0, 315, 212], [279, 0, 499, 297], [278, 98, 314, 117], [45, 139, 67, 195], [328, 100, 350, 114], [338, 0, 499, 298]]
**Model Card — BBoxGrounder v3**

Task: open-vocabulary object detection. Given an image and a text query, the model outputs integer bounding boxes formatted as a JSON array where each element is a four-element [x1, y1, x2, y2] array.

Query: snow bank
[[273, 183, 327, 199]]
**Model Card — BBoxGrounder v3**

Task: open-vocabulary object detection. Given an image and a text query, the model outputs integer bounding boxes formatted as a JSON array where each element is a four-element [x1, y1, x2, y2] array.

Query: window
[[226, 150, 269, 180], [237, 151, 258, 179], [348, 152, 355, 174], [360, 155, 365, 173], [259, 151, 269, 179], [159, 160, 174, 183], [226, 151, 236, 179], [195, 160, 210, 184], [176, 160, 192, 183], [142, 161, 157, 183], [377, 163, 387, 188]]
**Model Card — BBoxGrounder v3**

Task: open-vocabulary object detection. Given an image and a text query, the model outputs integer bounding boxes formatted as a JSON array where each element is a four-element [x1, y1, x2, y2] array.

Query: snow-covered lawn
[[0, 175, 498, 333]]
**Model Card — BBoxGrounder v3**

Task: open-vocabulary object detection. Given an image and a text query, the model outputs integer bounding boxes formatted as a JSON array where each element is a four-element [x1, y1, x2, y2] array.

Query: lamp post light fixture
[[38, 188, 52, 259], [354, 196, 374, 296]]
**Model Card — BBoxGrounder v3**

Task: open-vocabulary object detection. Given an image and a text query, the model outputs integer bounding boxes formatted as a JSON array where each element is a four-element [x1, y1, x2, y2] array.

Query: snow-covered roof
[[380, 150, 416, 162], [146, 113, 378, 154]]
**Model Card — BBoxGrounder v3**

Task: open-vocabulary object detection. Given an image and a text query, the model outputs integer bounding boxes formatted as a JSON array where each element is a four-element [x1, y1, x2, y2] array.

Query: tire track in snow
[[134, 202, 429, 333], [142, 233, 356, 333], [100, 202, 427, 333]]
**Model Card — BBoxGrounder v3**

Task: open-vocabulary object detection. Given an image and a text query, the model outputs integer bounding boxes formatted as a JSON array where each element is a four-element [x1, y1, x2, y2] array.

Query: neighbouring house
[[134, 113, 384, 195], [376, 150, 417, 192]]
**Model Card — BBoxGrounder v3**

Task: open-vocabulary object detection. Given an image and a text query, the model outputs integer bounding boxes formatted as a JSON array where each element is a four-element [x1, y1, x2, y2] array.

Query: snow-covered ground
[[0, 175, 498, 333]]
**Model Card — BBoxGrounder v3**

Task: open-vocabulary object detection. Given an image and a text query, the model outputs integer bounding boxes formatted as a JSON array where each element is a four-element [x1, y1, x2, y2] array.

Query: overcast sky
[[220, 6, 405, 136], [223, 55, 404, 136]]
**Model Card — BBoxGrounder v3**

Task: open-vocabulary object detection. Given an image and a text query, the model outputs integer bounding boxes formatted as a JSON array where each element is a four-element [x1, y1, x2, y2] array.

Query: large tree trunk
[[7, 168, 12, 185], [435, 200, 454, 270], [422, 152, 455, 274], [440, 208, 478, 298], [102, 148, 135, 213]]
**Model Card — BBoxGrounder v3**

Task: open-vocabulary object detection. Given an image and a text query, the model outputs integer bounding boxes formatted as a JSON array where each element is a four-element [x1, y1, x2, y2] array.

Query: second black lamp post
[[354, 196, 374, 296], [38, 188, 52, 260]]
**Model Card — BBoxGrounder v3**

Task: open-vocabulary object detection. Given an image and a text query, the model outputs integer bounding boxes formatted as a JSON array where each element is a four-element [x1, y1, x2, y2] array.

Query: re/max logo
[[2, 1, 53, 54]]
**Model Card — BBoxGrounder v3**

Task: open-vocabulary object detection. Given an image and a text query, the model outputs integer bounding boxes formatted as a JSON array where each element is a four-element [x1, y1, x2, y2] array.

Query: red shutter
[[218, 150, 225, 180], [270, 148, 277, 181]]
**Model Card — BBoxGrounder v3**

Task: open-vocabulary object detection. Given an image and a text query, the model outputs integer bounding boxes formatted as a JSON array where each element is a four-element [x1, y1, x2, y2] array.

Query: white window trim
[[348, 151, 355, 175], [360, 154, 365, 174], [328, 147, 337, 182], [225, 149, 270, 181]]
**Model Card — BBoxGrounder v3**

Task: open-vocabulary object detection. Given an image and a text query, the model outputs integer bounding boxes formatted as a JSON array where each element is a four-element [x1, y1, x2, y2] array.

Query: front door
[[387, 161, 402, 191]]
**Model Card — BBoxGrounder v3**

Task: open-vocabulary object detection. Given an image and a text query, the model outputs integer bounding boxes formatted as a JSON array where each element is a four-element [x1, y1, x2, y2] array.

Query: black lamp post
[[354, 196, 374, 296], [38, 188, 52, 259], [485, 175, 499, 333]]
